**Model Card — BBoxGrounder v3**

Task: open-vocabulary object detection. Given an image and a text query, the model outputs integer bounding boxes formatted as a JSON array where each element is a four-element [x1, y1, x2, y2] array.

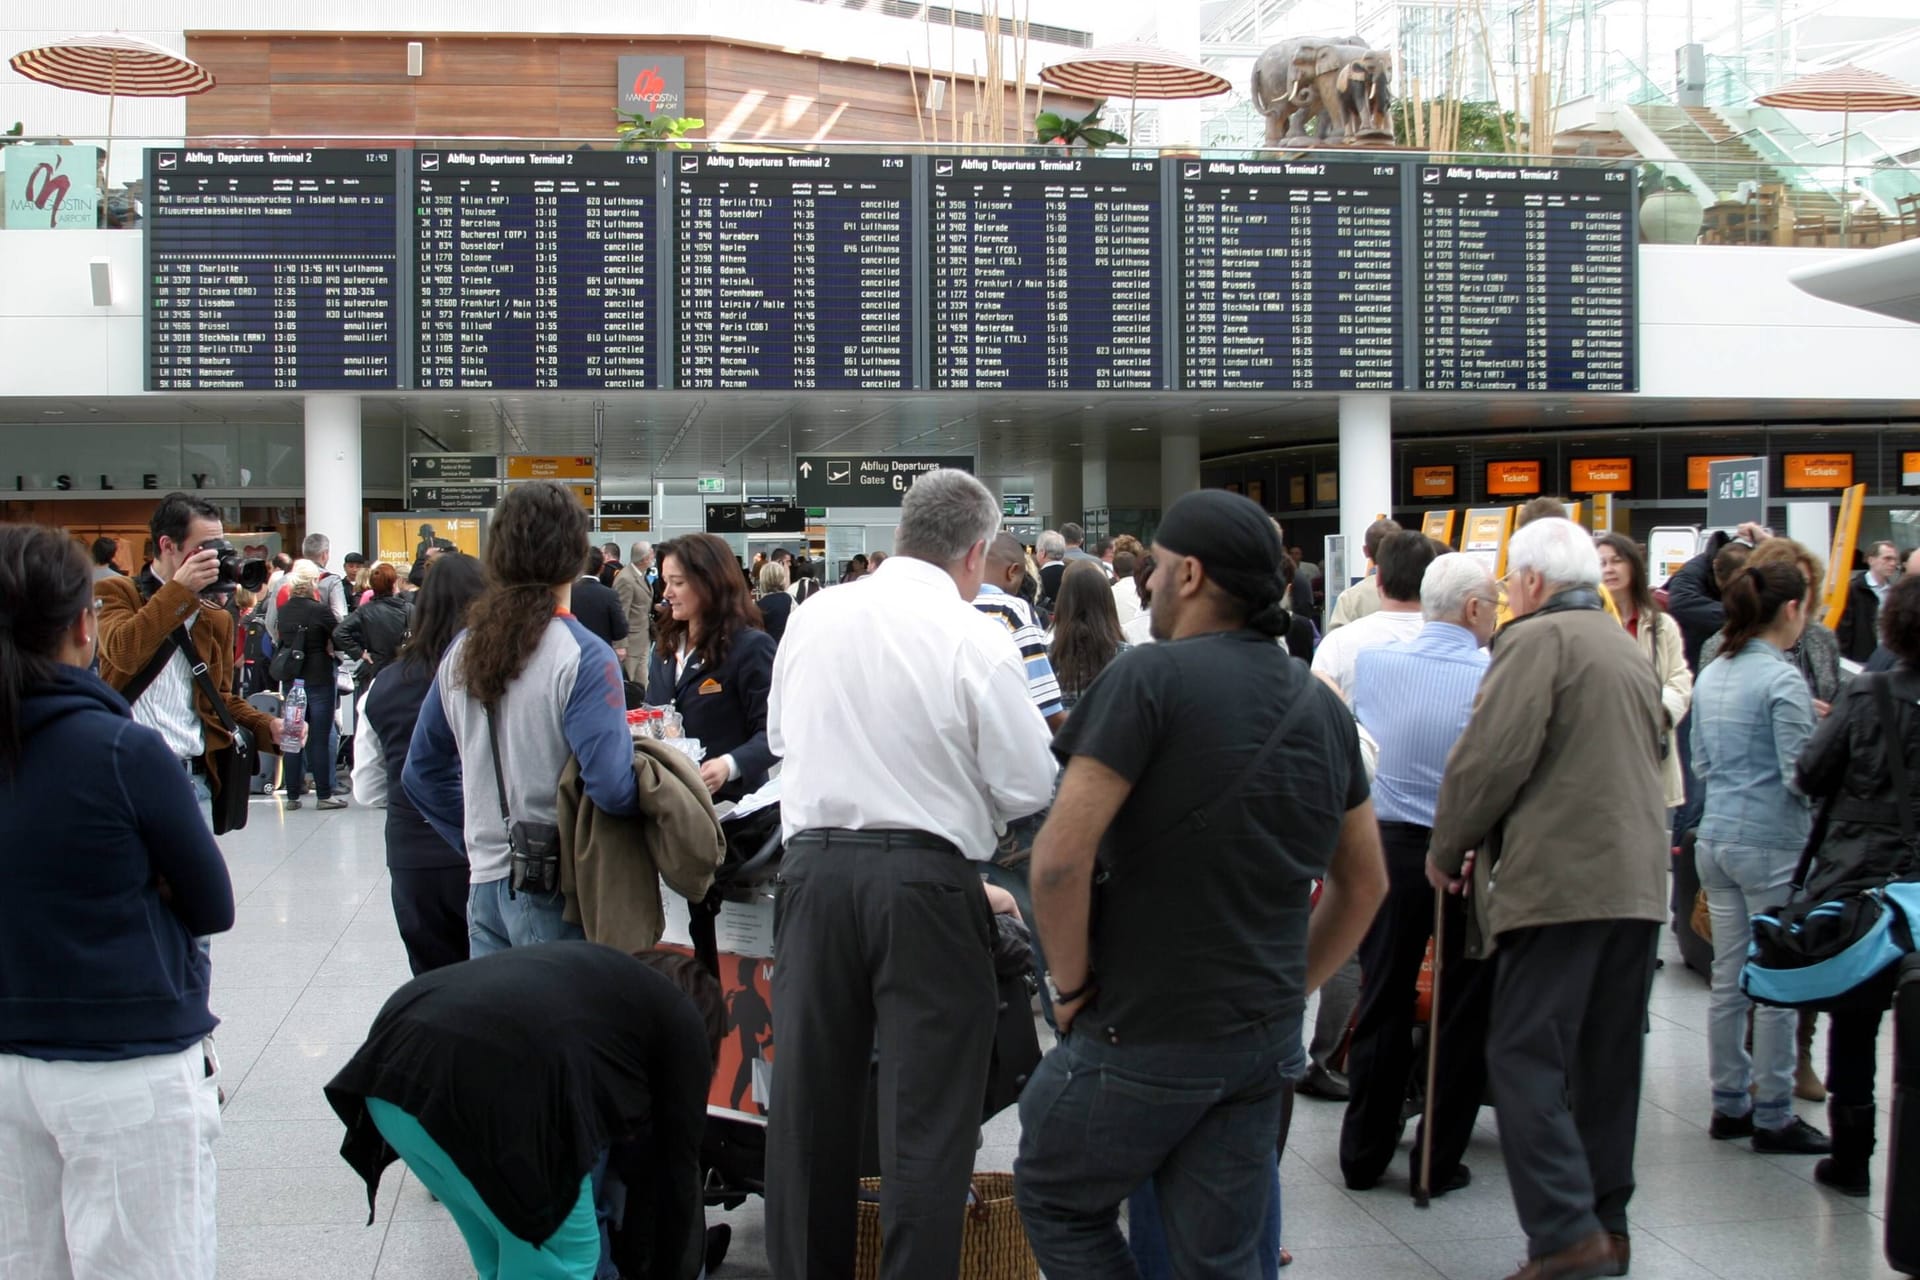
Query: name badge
[[698, 678, 723, 695]]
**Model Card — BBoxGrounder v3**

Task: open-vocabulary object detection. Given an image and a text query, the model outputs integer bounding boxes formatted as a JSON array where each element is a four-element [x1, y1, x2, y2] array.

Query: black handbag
[[121, 623, 255, 836], [268, 628, 307, 685]]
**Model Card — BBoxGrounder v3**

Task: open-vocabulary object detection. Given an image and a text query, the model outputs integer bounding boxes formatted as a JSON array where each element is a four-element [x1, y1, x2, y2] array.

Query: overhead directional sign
[[409, 453, 499, 482], [409, 483, 499, 509], [1706, 456, 1767, 530], [796, 454, 974, 509]]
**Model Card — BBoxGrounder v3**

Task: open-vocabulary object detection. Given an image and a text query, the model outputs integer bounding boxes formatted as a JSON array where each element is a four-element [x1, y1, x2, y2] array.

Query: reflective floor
[[210, 801, 1902, 1279]]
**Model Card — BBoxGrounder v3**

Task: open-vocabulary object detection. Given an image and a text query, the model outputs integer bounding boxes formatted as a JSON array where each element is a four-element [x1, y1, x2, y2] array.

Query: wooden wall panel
[[267, 86, 415, 137], [417, 85, 561, 137], [269, 37, 413, 86], [189, 88, 272, 137], [196, 36, 270, 85]]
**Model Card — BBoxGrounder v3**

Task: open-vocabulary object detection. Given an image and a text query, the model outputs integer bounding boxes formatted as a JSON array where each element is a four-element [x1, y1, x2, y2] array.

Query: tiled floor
[[212, 802, 1905, 1279]]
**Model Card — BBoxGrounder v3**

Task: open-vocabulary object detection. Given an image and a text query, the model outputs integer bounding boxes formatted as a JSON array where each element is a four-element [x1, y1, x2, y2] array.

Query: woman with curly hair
[[404, 481, 639, 953]]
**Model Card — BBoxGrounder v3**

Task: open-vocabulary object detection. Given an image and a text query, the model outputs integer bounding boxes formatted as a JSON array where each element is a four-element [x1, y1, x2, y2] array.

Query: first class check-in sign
[[796, 454, 974, 508]]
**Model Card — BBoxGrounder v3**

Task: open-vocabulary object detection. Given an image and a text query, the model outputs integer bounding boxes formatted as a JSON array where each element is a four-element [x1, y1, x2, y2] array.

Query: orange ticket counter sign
[[1687, 455, 1745, 491], [1570, 458, 1633, 494], [506, 454, 596, 481], [1904, 451, 1920, 487], [1421, 509, 1457, 544], [1412, 465, 1456, 499], [1783, 453, 1854, 491], [1486, 460, 1541, 497], [1461, 506, 1514, 575]]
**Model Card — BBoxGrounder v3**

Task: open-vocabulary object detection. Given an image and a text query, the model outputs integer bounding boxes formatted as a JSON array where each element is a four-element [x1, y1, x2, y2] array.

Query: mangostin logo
[[617, 55, 686, 118]]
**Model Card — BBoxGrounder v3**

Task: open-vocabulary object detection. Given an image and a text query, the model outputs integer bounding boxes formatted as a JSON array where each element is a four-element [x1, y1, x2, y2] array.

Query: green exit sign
[[696, 475, 726, 494]]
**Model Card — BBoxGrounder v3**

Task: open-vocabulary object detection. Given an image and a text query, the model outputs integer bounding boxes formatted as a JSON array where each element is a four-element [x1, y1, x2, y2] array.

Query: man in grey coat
[[1427, 518, 1668, 1280], [614, 542, 655, 685]]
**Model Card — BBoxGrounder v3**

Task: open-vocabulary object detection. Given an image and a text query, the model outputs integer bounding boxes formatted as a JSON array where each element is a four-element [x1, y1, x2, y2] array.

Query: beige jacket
[[1326, 574, 1380, 631], [1625, 607, 1692, 810], [1429, 598, 1669, 956], [613, 565, 654, 685], [556, 738, 726, 952]]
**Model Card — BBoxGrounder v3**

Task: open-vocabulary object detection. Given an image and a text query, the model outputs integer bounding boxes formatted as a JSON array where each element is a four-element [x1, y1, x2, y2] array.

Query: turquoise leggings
[[367, 1097, 600, 1280]]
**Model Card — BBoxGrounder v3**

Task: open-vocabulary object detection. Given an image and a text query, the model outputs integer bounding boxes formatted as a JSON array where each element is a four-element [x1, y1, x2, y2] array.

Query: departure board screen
[[1179, 159, 1404, 391], [414, 149, 658, 390], [930, 154, 1163, 390], [674, 153, 912, 390], [146, 148, 400, 391], [1416, 164, 1636, 392]]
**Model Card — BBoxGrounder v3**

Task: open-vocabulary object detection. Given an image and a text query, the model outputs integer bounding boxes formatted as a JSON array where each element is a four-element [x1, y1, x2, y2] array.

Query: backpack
[[793, 578, 822, 605]]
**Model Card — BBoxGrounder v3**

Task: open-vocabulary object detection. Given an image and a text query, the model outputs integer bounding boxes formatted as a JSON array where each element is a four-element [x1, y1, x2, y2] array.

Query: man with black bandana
[[1015, 488, 1389, 1278]]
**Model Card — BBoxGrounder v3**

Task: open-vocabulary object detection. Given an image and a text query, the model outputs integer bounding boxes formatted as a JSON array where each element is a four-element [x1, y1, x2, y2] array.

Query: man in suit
[[573, 548, 630, 667], [1836, 541, 1901, 663], [614, 542, 655, 684], [96, 492, 290, 820]]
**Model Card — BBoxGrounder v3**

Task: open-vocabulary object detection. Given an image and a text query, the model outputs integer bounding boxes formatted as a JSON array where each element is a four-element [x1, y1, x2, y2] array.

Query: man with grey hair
[[1340, 553, 1499, 1197], [1427, 519, 1668, 1280], [266, 531, 347, 637], [766, 469, 1055, 1280], [614, 541, 655, 683], [1036, 529, 1068, 605]]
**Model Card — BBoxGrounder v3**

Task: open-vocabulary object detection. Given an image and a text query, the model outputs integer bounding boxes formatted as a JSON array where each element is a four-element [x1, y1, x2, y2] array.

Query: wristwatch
[[1045, 973, 1095, 1007]]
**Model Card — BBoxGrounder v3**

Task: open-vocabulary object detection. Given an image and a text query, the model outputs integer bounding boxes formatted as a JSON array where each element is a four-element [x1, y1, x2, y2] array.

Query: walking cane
[[1414, 887, 1446, 1209]]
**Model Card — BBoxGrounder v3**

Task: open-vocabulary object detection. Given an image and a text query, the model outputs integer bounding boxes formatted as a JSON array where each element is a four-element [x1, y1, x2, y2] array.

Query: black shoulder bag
[[122, 624, 255, 836], [485, 705, 562, 898], [269, 624, 309, 686]]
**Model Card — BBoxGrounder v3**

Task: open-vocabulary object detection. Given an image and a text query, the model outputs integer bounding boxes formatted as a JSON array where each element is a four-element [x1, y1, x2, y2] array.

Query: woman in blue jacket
[[0, 522, 234, 1276], [647, 533, 778, 803]]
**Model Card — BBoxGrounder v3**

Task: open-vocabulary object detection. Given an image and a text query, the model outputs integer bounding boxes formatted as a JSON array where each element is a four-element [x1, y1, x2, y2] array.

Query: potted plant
[[614, 113, 705, 150], [1033, 108, 1126, 151], [1638, 162, 1705, 245]]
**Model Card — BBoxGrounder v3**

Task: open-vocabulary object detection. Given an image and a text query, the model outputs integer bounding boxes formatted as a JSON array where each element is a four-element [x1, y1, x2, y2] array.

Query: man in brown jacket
[[1427, 517, 1667, 1280], [97, 493, 288, 819]]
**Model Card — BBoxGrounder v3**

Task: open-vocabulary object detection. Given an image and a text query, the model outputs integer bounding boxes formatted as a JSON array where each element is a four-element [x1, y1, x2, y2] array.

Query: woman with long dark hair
[[1597, 533, 1692, 812], [1689, 562, 1830, 1156], [1049, 559, 1130, 713], [352, 552, 487, 975], [404, 481, 640, 954], [647, 532, 777, 800], [0, 524, 232, 1273]]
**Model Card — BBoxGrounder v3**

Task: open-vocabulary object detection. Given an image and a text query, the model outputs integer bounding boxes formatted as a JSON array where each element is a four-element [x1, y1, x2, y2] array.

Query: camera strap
[[484, 702, 514, 837], [119, 636, 180, 707]]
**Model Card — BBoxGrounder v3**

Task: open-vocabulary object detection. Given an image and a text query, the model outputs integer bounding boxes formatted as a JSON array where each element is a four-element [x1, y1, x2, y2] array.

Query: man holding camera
[[97, 493, 295, 820]]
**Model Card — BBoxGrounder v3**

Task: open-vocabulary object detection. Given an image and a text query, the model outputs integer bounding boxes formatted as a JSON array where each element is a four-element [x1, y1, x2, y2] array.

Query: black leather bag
[[268, 628, 307, 685], [486, 706, 561, 897], [122, 624, 255, 835]]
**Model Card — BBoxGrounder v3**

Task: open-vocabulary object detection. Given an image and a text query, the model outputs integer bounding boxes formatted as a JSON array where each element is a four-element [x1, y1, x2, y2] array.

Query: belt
[[1378, 820, 1434, 835], [788, 828, 963, 858], [180, 756, 208, 777]]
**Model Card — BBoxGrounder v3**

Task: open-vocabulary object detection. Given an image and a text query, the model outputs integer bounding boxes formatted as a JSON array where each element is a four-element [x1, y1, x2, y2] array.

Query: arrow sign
[[796, 454, 974, 509], [799, 461, 813, 479]]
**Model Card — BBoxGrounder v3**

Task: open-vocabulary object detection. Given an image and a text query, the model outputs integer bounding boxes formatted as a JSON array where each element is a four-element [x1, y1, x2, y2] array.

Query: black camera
[[199, 539, 270, 597]]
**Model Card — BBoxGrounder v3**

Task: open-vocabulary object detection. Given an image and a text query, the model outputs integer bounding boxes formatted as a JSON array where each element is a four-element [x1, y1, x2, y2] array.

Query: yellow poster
[[372, 514, 485, 573]]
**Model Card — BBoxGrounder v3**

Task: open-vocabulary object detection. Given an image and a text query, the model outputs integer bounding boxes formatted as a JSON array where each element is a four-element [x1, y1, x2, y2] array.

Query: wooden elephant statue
[[1250, 35, 1364, 145], [1323, 48, 1395, 140]]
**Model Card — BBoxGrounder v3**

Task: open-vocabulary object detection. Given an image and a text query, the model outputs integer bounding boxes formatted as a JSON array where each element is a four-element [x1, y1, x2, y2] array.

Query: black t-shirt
[[1052, 628, 1368, 1044]]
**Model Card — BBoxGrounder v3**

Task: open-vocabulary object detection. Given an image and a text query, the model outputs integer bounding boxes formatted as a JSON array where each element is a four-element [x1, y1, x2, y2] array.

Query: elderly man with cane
[[1340, 554, 1500, 1200], [1427, 519, 1669, 1280]]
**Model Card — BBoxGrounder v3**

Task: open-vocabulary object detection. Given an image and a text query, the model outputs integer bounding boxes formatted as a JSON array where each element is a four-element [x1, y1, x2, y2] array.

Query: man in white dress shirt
[[765, 469, 1056, 1280]]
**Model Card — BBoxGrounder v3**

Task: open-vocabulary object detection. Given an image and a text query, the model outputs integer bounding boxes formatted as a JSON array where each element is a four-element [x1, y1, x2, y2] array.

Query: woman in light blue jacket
[[1689, 561, 1828, 1156]]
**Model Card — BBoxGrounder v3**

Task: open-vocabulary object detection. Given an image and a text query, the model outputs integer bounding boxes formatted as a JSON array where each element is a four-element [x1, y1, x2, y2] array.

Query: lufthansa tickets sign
[[796, 455, 975, 509]]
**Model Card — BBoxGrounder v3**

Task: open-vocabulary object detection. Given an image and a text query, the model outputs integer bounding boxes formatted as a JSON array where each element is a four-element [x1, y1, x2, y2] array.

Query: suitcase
[[245, 691, 282, 795], [1888, 954, 1920, 1276], [1670, 829, 1713, 979]]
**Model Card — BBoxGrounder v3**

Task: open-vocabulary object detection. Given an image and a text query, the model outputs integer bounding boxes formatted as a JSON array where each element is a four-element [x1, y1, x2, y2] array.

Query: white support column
[[1338, 394, 1393, 556], [303, 394, 363, 552], [1161, 431, 1200, 511]]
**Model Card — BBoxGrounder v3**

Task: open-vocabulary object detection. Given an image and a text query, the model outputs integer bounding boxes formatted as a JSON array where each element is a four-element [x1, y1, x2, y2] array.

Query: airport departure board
[[673, 153, 913, 390], [414, 149, 659, 390], [930, 154, 1164, 390], [1179, 159, 1404, 391], [1416, 164, 1636, 392], [146, 148, 401, 391]]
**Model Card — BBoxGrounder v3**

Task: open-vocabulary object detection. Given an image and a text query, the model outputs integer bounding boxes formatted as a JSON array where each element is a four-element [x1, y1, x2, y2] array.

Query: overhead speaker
[[89, 258, 112, 307], [407, 41, 424, 77]]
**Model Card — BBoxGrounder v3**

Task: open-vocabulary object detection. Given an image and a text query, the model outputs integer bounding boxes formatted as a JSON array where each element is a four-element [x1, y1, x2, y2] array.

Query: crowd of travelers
[[1, 478, 1915, 1280]]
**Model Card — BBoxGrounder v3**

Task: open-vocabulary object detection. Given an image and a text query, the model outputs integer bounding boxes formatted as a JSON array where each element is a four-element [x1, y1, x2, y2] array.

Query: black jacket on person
[[334, 594, 413, 686], [645, 627, 777, 803], [1795, 666, 1920, 901], [758, 590, 792, 644], [1665, 531, 1734, 672], [277, 595, 340, 688], [1834, 571, 1886, 664], [326, 943, 711, 1275], [362, 661, 464, 872], [1, 667, 234, 1061], [572, 576, 630, 651]]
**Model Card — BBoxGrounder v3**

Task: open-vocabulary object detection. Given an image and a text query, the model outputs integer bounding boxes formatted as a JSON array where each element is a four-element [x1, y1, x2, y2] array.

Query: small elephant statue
[[1251, 36, 1394, 145]]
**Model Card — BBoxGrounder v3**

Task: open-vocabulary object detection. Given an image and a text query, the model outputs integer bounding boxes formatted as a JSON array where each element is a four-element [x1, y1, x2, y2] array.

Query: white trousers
[[0, 1043, 220, 1279]]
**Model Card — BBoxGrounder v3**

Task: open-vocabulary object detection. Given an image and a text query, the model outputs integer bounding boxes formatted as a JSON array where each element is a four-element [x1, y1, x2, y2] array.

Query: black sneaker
[[1753, 1116, 1832, 1155], [1297, 1064, 1351, 1102], [1709, 1110, 1755, 1140]]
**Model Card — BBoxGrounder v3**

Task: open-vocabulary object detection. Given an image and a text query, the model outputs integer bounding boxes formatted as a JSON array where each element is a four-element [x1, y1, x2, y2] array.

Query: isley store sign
[[617, 55, 686, 120], [15, 472, 230, 492]]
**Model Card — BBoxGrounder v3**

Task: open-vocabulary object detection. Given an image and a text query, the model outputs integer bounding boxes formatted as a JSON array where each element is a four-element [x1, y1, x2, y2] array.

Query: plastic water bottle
[[283, 680, 309, 750]]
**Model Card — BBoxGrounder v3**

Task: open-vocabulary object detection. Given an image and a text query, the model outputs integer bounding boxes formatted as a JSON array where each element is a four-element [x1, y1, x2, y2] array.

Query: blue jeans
[[467, 877, 583, 957], [1016, 1019, 1298, 1280], [1126, 1023, 1305, 1279], [1699, 838, 1800, 1129], [283, 676, 338, 800]]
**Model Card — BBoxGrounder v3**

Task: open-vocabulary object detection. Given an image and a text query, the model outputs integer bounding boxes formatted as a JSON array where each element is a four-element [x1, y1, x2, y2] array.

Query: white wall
[[0, 229, 146, 394]]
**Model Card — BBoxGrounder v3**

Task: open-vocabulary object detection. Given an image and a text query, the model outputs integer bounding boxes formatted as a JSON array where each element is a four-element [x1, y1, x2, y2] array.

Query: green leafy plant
[[1391, 100, 1518, 152], [1638, 162, 1690, 197], [1034, 108, 1126, 150], [1, 122, 23, 148], [614, 113, 705, 149]]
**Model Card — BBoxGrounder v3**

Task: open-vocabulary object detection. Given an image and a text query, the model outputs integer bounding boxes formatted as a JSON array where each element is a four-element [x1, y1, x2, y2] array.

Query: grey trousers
[[1308, 956, 1362, 1071], [1488, 919, 1659, 1259], [765, 832, 997, 1280]]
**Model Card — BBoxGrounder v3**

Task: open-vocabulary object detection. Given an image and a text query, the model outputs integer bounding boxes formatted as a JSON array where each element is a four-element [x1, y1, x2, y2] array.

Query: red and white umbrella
[[1040, 42, 1231, 142], [9, 33, 217, 177], [1755, 64, 1920, 230]]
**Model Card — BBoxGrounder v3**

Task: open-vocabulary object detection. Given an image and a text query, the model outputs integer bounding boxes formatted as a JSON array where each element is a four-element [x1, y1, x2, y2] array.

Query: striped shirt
[[128, 566, 206, 761], [1351, 622, 1489, 827], [973, 584, 1065, 720]]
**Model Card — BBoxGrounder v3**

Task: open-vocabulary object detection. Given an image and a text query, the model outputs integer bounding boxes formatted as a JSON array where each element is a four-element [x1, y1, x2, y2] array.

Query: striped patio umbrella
[[1040, 42, 1231, 142], [1755, 65, 1920, 231], [9, 33, 217, 177]]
